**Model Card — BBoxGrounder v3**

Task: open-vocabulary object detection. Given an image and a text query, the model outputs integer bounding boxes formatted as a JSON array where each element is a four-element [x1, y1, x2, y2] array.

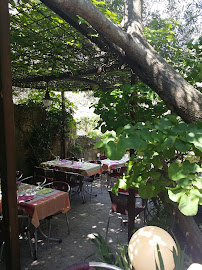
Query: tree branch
[[42, 0, 202, 123]]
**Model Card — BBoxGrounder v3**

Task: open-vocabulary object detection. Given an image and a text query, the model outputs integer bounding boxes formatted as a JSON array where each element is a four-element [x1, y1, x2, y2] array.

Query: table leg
[[33, 226, 62, 260]]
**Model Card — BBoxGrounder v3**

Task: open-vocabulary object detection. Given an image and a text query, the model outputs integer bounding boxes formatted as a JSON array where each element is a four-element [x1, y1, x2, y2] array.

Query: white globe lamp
[[187, 264, 202, 270], [128, 226, 177, 270]]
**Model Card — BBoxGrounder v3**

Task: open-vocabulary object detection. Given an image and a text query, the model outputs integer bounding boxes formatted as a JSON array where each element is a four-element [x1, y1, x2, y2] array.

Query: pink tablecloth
[[101, 158, 129, 172], [0, 184, 71, 228], [40, 160, 102, 177]]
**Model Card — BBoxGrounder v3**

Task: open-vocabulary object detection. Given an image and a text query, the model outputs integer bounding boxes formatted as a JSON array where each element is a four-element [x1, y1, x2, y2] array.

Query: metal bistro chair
[[20, 175, 46, 186], [54, 170, 85, 204], [63, 262, 123, 270], [34, 166, 54, 183], [16, 170, 23, 181], [43, 181, 71, 237], [107, 166, 127, 188], [33, 166, 46, 177], [0, 214, 34, 261], [105, 190, 146, 239]]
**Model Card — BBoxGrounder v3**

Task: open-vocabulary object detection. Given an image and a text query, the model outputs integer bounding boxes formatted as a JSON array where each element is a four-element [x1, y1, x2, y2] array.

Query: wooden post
[[61, 91, 66, 159], [0, 1, 20, 269]]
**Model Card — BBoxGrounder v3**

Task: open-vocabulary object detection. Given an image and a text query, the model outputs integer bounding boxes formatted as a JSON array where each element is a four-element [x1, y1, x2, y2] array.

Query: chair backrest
[[63, 261, 123, 270], [16, 171, 23, 181], [100, 155, 107, 160], [20, 175, 46, 186], [67, 172, 84, 187], [109, 166, 127, 177], [108, 190, 129, 215], [89, 160, 102, 165], [33, 166, 46, 176], [44, 181, 70, 193], [108, 190, 146, 217], [52, 181, 70, 193], [54, 170, 67, 182]]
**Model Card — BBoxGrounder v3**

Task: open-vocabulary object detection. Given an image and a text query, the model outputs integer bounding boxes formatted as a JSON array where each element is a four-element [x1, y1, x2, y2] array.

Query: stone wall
[[14, 105, 71, 176], [75, 135, 104, 161], [14, 105, 102, 176]]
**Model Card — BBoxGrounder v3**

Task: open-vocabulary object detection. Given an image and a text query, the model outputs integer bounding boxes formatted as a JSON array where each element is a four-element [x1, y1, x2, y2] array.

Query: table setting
[[40, 158, 103, 177]]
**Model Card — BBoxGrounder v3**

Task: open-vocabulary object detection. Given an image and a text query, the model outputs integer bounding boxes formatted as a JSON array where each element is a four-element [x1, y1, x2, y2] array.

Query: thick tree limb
[[43, 0, 202, 123], [171, 205, 202, 263]]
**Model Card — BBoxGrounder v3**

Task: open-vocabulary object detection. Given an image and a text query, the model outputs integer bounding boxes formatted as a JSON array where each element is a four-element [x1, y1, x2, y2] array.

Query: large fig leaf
[[178, 192, 199, 216]]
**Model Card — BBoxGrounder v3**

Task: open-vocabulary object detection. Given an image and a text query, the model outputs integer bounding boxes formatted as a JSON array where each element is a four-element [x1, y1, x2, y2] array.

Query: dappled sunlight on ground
[[0, 179, 144, 270]]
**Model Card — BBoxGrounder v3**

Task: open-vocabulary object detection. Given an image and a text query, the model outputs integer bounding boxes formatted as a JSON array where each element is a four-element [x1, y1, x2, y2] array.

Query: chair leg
[[65, 213, 70, 234], [26, 228, 35, 260], [0, 242, 5, 262], [48, 217, 52, 244], [99, 175, 103, 194], [33, 228, 38, 261], [105, 214, 111, 240], [80, 184, 86, 203], [143, 199, 147, 224]]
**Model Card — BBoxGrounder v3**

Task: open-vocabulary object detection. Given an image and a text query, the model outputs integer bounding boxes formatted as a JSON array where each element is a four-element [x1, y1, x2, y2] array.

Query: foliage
[[15, 88, 75, 169], [90, 233, 191, 270], [10, 0, 98, 81], [93, 83, 167, 133], [93, 21, 201, 133], [94, 114, 202, 216], [155, 237, 192, 270], [67, 142, 83, 158], [144, 18, 202, 88], [146, 199, 172, 232], [88, 233, 132, 270], [90, 0, 122, 24], [76, 116, 102, 138]]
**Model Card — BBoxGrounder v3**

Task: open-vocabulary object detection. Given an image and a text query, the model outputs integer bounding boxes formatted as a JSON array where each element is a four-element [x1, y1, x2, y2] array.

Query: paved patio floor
[[0, 177, 144, 270]]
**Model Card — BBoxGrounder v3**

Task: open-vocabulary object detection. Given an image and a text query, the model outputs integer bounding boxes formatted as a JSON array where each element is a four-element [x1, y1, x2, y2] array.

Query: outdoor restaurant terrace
[[1, 0, 202, 269]]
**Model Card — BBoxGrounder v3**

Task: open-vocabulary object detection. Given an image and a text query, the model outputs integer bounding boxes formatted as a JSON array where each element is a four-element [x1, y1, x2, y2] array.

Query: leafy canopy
[[94, 115, 202, 216]]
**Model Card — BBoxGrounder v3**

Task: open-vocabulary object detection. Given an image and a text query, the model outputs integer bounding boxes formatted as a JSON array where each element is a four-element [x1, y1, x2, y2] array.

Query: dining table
[[40, 159, 103, 177], [0, 182, 71, 260], [101, 156, 129, 173]]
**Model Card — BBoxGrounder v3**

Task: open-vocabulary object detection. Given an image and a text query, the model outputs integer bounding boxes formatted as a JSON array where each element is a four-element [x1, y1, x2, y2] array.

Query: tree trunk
[[44, 0, 202, 124], [170, 205, 202, 263]]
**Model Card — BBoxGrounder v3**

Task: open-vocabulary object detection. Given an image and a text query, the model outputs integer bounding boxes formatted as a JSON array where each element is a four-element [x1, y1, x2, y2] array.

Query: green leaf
[[154, 118, 173, 131], [178, 193, 199, 215], [155, 244, 165, 270], [126, 136, 147, 151], [168, 161, 201, 181], [94, 140, 104, 149], [172, 122, 189, 133], [104, 140, 125, 160], [175, 139, 191, 152], [139, 183, 157, 198], [186, 128, 202, 151], [168, 188, 185, 203], [160, 136, 176, 150]]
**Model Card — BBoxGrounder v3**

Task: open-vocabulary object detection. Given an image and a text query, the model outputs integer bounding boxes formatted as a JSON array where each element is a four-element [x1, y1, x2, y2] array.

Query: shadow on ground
[[0, 178, 145, 270]]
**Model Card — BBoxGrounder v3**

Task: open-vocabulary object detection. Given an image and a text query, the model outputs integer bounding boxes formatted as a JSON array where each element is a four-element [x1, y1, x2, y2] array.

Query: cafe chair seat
[[63, 261, 123, 270]]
